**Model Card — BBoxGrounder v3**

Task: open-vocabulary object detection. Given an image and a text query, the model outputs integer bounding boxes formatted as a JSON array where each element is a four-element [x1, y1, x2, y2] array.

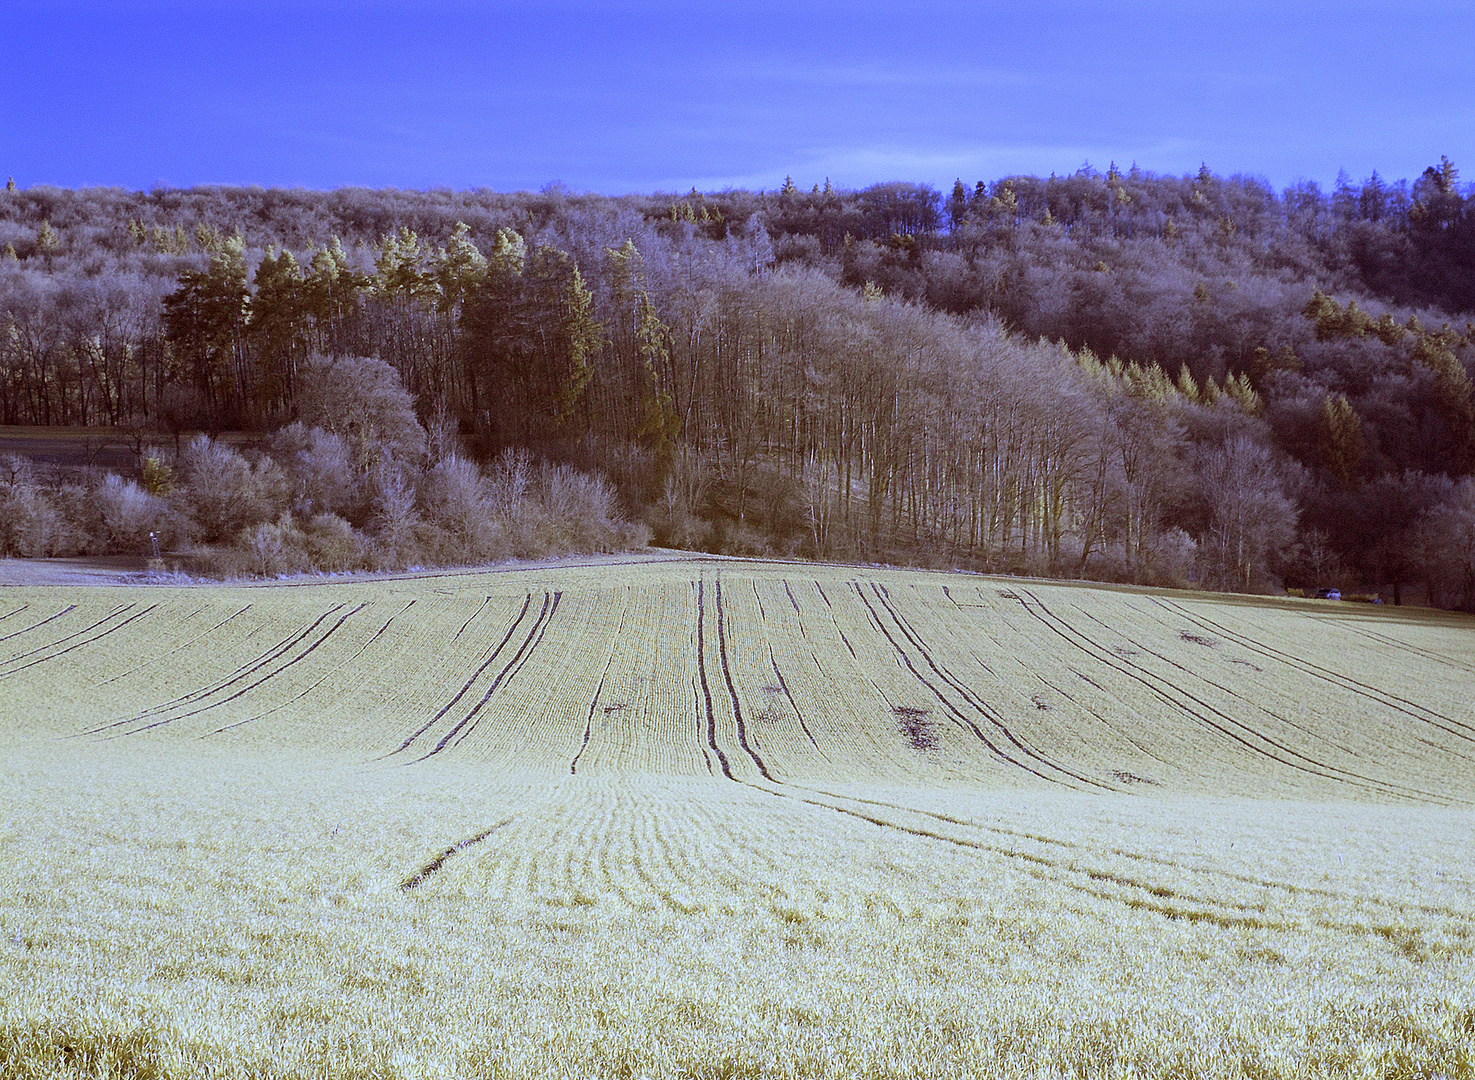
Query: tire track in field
[[812, 582, 858, 659], [82, 604, 353, 734], [849, 582, 1091, 789], [1078, 602, 1460, 771], [205, 600, 418, 736], [451, 596, 495, 644], [1, 603, 131, 668], [571, 586, 633, 774], [443, 590, 562, 754], [795, 783, 1475, 940], [680, 579, 1291, 928], [1015, 590, 1452, 804], [940, 586, 1180, 774], [104, 603, 369, 736], [694, 578, 735, 779], [389, 594, 533, 756], [713, 577, 775, 780], [868, 583, 1116, 791], [735, 779, 1293, 931], [399, 820, 513, 891], [404, 591, 562, 760], [0, 604, 76, 646], [753, 581, 827, 758], [1328, 619, 1475, 676], [1155, 597, 1475, 748], [0, 604, 157, 680], [95, 605, 250, 688]]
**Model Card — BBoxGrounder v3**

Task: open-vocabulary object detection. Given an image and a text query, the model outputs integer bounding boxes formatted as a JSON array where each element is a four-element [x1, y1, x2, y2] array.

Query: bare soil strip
[[398, 820, 513, 891], [390, 593, 534, 755], [0, 605, 157, 680]]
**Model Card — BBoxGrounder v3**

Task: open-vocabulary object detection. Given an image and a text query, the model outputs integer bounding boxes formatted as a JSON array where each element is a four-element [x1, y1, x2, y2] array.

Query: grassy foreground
[[2, 561, 1473, 1078]]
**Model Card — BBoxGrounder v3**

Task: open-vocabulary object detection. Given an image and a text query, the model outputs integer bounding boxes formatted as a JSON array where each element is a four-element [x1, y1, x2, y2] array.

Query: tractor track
[[205, 600, 417, 736], [1327, 619, 1475, 676], [389, 593, 533, 756], [694, 578, 734, 780], [105, 603, 368, 736], [941, 585, 1179, 772], [451, 596, 495, 644], [713, 577, 775, 781], [752, 581, 825, 758], [869, 583, 1115, 790], [399, 820, 513, 891], [1155, 597, 1475, 748], [571, 586, 633, 774], [446, 590, 561, 752], [1, 604, 158, 680], [411, 591, 562, 760], [95, 604, 250, 688], [850, 581, 1088, 789], [1074, 604, 1401, 764], [0, 603, 76, 646], [1014, 589, 1453, 805], [85, 605, 352, 733]]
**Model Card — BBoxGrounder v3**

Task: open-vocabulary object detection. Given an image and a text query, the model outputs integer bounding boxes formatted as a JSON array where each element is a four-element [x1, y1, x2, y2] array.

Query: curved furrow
[[571, 586, 634, 775], [750, 582, 824, 756], [446, 590, 563, 753], [694, 578, 735, 780], [205, 600, 417, 736], [83, 605, 349, 733], [784, 578, 941, 780], [94, 604, 251, 688], [414, 591, 558, 759], [1018, 590, 1453, 804], [1330, 619, 1475, 675], [108, 603, 369, 737], [388, 593, 533, 756], [872, 584, 1117, 791], [849, 582, 1081, 788], [450, 596, 494, 644], [1155, 597, 1475, 745], [1, 605, 157, 680], [0, 603, 76, 647], [712, 577, 774, 781], [940, 582, 1180, 773], [0, 604, 135, 673], [1079, 601, 1470, 772], [792, 783, 1475, 927]]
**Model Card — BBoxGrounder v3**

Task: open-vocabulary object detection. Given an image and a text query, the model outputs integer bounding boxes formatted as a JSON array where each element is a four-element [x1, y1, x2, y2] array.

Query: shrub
[[0, 480, 67, 557], [173, 435, 283, 543], [302, 513, 364, 572], [94, 474, 174, 554], [268, 423, 360, 519], [296, 354, 426, 469]]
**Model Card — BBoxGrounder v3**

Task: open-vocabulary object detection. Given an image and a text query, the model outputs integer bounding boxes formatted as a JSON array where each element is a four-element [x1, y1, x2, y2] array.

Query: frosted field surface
[[2, 560, 1473, 1078]]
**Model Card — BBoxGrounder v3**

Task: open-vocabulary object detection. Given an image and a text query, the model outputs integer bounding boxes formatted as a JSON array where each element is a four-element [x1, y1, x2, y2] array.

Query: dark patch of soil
[[893, 706, 938, 752]]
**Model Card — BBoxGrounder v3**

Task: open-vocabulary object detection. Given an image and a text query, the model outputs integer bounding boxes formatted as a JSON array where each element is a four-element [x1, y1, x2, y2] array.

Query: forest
[[1, 161, 1473, 605]]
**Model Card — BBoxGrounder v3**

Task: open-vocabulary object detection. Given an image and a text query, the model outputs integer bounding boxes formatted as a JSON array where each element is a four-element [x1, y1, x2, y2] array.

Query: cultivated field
[[2, 558, 1473, 1078]]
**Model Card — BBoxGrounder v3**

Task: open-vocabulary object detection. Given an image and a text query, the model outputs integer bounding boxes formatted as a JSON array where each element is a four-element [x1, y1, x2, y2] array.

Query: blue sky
[[5, 0, 1473, 194]]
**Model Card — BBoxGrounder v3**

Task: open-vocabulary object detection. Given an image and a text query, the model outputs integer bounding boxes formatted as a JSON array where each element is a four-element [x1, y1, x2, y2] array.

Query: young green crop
[[3, 559, 1473, 1078]]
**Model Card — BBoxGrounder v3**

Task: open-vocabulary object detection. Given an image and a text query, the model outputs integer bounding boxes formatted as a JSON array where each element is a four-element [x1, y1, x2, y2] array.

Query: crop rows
[[2, 569, 1471, 806]]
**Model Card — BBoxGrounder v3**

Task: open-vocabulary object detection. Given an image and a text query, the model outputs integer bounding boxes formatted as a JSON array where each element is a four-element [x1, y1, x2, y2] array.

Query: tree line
[[1, 163, 1473, 603]]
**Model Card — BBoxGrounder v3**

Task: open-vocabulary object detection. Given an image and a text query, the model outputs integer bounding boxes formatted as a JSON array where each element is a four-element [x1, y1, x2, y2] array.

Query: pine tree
[[1317, 394, 1364, 486]]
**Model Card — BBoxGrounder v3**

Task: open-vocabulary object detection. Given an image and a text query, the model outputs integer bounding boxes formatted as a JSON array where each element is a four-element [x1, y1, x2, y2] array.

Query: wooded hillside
[[2, 163, 1473, 603]]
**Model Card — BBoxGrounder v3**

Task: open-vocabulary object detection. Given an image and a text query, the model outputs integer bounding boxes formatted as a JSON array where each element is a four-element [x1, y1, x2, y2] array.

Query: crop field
[[2, 558, 1473, 1078]]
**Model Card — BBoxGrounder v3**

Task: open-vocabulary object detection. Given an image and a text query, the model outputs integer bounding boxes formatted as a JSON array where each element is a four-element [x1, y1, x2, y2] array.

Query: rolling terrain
[[2, 559, 1473, 1078]]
